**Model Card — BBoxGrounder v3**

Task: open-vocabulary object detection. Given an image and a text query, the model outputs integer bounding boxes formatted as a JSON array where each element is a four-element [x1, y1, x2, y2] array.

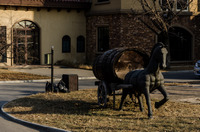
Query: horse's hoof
[[118, 107, 122, 111], [165, 98, 169, 102], [155, 102, 160, 108], [148, 114, 153, 119]]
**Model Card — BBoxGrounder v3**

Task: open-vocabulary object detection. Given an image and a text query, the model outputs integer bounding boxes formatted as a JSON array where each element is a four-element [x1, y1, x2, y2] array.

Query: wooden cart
[[93, 48, 149, 108], [95, 80, 133, 109]]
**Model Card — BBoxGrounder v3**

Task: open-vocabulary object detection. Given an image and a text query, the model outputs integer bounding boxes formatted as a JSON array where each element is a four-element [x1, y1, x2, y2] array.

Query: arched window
[[77, 36, 85, 53], [13, 20, 40, 65], [62, 35, 71, 53], [168, 27, 192, 61], [0, 26, 7, 62]]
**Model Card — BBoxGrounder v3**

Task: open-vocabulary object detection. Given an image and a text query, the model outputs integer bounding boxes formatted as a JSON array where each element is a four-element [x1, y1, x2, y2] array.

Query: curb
[[0, 77, 97, 84], [163, 70, 193, 73], [0, 79, 60, 84], [0, 102, 70, 132], [0, 78, 197, 84]]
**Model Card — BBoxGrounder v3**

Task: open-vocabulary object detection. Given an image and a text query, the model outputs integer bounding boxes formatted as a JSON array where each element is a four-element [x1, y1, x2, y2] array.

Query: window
[[96, 0, 110, 5], [198, 0, 200, 11], [13, 20, 40, 65], [62, 35, 71, 53], [177, 0, 188, 11], [97, 27, 109, 52], [169, 27, 192, 61], [160, 0, 189, 11], [0, 26, 7, 62], [77, 36, 85, 53], [160, 0, 174, 10], [98, 0, 109, 2]]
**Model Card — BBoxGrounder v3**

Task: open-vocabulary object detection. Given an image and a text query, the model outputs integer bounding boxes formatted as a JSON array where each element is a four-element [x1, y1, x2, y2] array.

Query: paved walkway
[[9, 67, 95, 80], [8, 66, 200, 83], [0, 83, 49, 132]]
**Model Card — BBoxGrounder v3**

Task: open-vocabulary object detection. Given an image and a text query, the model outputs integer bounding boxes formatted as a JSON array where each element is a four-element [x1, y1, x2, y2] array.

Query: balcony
[[0, 0, 92, 9]]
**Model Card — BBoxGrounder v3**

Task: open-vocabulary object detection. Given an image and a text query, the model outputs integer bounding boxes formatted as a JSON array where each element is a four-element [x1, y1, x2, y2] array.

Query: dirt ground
[[151, 84, 200, 104]]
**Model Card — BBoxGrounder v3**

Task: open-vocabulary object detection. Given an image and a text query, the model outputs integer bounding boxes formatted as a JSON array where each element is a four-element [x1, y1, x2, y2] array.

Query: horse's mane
[[149, 42, 165, 59]]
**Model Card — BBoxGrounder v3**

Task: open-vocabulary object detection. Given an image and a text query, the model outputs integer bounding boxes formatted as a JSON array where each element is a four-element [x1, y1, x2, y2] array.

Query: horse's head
[[152, 42, 168, 69], [160, 46, 168, 69]]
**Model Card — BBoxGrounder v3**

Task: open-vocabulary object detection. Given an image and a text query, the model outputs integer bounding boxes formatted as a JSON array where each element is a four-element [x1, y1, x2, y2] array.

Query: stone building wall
[[86, 13, 200, 64], [191, 15, 200, 61], [86, 13, 156, 64]]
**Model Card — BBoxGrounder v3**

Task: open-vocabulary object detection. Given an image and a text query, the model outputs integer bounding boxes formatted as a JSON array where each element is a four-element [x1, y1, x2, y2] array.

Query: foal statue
[[119, 42, 169, 119]]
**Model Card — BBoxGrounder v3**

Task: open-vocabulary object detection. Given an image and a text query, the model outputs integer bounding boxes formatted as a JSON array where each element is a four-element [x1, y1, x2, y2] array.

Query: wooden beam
[[37, 7, 41, 11], [3, 6, 7, 10], [57, 8, 61, 12], [15, 6, 18, 10], [47, 8, 51, 12], [26, 7, 30, 11]]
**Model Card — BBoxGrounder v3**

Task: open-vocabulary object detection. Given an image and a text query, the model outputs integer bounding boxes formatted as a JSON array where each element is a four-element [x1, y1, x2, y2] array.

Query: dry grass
[[165, 82, 190, 86], [4, 89, 200, 132], [0, 69, 50, 81], [78, 64, 92, 70]]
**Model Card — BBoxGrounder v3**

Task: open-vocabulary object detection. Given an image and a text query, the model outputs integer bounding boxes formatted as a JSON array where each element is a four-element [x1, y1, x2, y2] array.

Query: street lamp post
[[51, 46, 54, 92]]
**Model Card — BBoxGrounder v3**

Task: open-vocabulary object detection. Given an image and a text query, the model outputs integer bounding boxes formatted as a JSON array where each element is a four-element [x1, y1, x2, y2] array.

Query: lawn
[[3, 89, 200, 132], [0, 69, 50, 81], [2, 67, 200, 131]]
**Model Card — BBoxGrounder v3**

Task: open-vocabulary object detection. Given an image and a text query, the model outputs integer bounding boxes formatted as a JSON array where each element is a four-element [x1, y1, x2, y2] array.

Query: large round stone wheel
[[97, 81, 108, 108]]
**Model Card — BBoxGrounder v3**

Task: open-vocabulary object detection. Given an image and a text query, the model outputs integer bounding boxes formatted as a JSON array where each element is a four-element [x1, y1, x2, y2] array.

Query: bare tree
[[134, 0, 194, 45], [0, 26, 11, 63]]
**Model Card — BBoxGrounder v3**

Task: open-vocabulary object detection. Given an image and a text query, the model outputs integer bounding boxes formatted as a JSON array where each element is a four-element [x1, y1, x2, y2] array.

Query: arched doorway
[[13, 20, 40, 65], [169, 27, 193, 61]]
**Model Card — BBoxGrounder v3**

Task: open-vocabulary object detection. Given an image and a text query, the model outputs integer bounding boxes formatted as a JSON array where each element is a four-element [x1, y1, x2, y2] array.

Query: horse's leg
[[129, 92, 138, 105], [155, 85, 169, 108], [137, 95, 144, 112], [129, 93, 133, 102], [119, 89, 128, 110], [143, 85, 152, 119]]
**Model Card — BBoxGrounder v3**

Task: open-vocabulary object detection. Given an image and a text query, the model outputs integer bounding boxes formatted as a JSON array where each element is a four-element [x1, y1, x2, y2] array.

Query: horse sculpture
[[119, 42, 169, 119]]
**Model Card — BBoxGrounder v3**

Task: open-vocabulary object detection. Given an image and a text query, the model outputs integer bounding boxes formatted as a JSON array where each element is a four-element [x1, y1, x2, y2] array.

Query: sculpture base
[[62, 74, 78, 91]]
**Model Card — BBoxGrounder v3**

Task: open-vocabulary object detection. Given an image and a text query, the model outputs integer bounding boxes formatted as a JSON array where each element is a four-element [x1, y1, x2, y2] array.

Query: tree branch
[[138, 17, 159, 35]]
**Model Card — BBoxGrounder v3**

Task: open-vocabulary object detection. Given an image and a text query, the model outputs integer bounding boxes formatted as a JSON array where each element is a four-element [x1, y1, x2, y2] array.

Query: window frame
[[176, 0, 189, 11]]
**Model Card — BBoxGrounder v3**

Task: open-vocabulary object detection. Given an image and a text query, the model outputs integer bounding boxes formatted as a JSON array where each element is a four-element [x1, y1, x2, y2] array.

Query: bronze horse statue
[[119, 42, 169, 119]]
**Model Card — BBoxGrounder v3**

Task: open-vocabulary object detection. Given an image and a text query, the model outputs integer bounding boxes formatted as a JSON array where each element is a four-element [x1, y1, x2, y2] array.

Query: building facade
[[0, 0, 200, 66], [86, 0, 200, 65], [0, 0, 91, 66]]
